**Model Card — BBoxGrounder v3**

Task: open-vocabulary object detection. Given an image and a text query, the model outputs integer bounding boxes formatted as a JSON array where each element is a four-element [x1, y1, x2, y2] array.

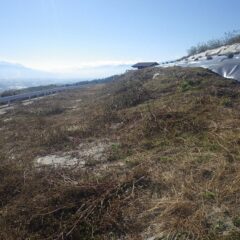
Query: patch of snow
[[206, 206, 240, 235], [22, 100, 33, 106], [78, 140, 111, 162], [35, 139, 116, 168], [3, 118, 12, 122], [36, 154, 84, 167], [109, 122, 123, 130], [152, 73, 160, 79], [0, 106, 13, 115]]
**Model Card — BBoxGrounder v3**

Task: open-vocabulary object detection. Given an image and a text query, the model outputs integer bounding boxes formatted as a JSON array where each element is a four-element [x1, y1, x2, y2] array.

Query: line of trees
[[187, 30, 240, 56]]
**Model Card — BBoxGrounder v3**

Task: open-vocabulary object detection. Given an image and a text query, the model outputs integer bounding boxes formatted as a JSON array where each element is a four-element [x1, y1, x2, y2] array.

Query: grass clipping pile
[[1, 67, 240, 239]]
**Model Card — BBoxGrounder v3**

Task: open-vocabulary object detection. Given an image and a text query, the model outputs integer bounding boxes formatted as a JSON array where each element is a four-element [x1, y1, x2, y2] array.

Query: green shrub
[[203, 191, 216, 200], [180, 80, 195, 92], [233, 217, 240, 227], [108, 143, 122, 161], [221, 97, 233, 107], [36, 106, 65, 116]]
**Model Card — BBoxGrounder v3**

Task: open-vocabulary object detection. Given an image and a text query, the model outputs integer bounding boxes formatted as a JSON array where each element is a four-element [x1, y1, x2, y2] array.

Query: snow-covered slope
[[161, 43, 240, 81], [186, 43, 240, 61]]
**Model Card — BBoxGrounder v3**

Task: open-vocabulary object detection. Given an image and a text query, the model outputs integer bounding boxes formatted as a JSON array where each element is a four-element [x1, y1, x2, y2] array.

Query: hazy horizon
[[1, 0, 240, 79], [0, 60, 132, 79]]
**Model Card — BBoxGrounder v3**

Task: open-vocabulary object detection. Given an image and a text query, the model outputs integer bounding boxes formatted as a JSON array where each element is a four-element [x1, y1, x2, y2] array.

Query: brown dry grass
[[1, 67, 240, 239]]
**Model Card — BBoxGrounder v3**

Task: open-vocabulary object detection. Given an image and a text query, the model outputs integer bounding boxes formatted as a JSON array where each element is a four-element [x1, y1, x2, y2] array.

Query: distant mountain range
[[0, 61, 51, 79], [0, 61, 60, 91], [0, 61, 131, 92]]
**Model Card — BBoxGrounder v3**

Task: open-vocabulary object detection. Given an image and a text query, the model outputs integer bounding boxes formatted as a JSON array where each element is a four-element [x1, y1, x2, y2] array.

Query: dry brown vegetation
[[1, 67, 240, 239]]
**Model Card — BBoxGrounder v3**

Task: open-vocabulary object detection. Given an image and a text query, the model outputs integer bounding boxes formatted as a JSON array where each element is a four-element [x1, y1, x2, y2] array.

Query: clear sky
[[0, 0, 240, 75]]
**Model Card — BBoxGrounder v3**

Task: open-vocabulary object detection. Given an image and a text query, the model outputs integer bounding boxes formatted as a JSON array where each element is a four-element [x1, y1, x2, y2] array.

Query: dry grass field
[[1, 67, 240, 239]]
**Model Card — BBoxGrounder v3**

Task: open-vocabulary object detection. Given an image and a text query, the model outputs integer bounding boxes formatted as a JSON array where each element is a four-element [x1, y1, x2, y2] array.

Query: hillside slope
[[1, 67, 240, 239]]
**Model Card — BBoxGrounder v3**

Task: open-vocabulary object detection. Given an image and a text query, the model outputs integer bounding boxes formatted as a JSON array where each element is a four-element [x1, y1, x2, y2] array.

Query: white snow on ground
[[36, 154, 83, 167], [160, 43, 240, 81], [35, 139, 115, 168], [0, 105, 14, 115], [186, 43, 240, 60]]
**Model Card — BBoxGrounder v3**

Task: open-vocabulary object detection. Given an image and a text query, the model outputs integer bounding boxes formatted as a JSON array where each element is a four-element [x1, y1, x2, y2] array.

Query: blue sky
[[0, 0, 240, 76]]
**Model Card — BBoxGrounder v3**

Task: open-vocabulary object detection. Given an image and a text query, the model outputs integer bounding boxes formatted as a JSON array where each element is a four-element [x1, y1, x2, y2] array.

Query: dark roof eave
[[132, 62, 159, 68]]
